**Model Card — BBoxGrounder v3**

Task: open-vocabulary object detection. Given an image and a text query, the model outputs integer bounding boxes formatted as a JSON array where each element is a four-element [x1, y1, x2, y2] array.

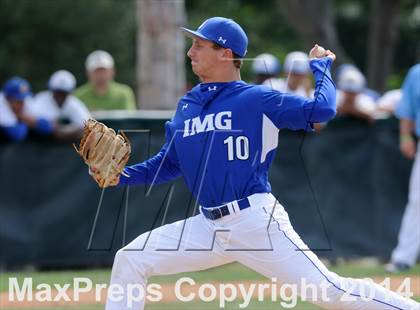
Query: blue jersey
[[120, 58, 336, 207], [395, 64, 420, 137]]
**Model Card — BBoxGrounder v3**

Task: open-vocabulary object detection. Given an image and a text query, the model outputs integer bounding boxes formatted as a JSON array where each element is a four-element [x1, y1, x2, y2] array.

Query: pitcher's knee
[[112, 248, 150, 280]]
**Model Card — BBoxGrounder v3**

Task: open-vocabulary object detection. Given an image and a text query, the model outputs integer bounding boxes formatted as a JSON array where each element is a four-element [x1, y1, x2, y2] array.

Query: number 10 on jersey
[[223, 136, 249, 161]]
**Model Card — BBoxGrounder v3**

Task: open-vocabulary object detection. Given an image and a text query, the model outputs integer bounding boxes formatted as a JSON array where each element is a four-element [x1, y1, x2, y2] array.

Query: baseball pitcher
[[81, 17, 418, 310]]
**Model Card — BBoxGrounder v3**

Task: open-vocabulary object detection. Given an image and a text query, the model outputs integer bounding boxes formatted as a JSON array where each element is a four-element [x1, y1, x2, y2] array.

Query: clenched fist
[[309, 44, 336, 61]]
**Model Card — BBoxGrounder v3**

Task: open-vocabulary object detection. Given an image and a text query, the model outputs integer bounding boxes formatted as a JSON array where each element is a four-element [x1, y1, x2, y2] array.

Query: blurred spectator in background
[[335, 64, 380, 101], [30, 70, 90, 141], [74, 50, 136, 111], [254, 51, 313, 99], [282, 51, 313, 98], [251, 53, 282, 86], [0, 77, 53, 142], [336, 68, 376, 123], [386, 64, 420, 273]]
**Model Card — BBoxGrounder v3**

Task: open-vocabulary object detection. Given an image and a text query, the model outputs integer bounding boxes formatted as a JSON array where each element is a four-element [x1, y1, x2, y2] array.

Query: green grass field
[[1, 262, 419, 309]]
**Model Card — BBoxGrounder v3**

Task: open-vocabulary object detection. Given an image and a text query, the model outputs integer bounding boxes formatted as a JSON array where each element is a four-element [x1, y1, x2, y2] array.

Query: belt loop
[[231, 201, 238, 213]]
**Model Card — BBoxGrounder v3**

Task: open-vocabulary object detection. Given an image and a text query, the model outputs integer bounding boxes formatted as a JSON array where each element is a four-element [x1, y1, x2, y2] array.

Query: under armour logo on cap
[[218, 36, 227, 44], [208, 86, 217, 91]]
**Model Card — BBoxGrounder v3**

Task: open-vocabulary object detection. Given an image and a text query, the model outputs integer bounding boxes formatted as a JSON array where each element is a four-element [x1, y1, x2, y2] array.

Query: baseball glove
[[74, 119, 131, 188]]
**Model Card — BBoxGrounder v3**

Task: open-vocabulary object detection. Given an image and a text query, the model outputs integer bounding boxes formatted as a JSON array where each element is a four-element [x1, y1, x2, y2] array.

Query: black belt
[[201, 197, 251, 220]]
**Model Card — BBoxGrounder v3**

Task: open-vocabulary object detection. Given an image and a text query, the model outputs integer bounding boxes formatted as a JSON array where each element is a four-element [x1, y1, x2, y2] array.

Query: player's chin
[[191, 64, 200, 75]]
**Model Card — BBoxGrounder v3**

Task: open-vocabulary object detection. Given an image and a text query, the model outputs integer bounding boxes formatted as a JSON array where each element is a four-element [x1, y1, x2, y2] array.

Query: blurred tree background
[[0, 0, 418, 101], [0, 0, 136, 92]]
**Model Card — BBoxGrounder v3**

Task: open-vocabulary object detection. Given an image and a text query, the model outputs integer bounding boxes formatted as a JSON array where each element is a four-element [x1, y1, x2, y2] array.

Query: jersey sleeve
[[260, 57, 336, 131], [118, 120, 181, 186], [395, 65, 419, 120]]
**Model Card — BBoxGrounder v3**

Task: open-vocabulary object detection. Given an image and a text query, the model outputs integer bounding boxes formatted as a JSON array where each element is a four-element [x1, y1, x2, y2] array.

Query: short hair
[[211, 43, 243, 69]]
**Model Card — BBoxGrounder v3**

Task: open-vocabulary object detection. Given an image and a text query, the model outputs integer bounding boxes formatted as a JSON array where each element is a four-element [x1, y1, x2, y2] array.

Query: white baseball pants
[[391, 145, 420, 266], [105, 193, 419, 309]]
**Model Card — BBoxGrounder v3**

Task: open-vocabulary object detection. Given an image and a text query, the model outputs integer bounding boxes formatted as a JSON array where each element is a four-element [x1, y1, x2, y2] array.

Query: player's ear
[[221, 48, 234, 61]]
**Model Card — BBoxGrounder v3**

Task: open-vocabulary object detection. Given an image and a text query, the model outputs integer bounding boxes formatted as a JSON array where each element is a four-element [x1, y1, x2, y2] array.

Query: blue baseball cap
[[181, 17, 248, 58], [3, 77, 32, 100]]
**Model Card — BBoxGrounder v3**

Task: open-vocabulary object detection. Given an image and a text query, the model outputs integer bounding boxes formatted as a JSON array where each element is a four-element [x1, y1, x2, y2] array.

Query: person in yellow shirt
[[75, 50, 136, 111]]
